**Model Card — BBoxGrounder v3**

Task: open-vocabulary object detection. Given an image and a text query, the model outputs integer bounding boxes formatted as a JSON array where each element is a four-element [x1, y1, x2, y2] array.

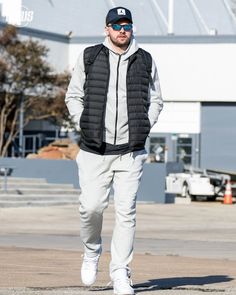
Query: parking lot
[[0, 201, 236, 294]]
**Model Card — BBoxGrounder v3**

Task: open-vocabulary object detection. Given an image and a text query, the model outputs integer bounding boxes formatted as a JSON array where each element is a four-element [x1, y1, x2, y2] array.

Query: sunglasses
[[109, 23, 133, 32]]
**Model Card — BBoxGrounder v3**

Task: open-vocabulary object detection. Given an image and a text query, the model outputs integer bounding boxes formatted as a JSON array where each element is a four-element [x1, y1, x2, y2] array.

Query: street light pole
[[19, 92, 24, 157], [168, 0, 174, 35]]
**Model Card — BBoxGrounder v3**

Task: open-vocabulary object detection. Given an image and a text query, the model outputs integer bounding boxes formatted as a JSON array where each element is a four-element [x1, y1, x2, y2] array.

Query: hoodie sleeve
[[148, 58, 163, 128], [65, 50, 85, 132]]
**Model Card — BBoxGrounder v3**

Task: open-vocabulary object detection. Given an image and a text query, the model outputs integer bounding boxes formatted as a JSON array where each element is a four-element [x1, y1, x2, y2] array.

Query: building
[[1, 0, 236, 171]]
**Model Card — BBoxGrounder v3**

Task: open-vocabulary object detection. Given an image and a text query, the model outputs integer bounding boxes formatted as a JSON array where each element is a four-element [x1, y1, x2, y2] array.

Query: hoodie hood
[[103, 35, 139, 60]]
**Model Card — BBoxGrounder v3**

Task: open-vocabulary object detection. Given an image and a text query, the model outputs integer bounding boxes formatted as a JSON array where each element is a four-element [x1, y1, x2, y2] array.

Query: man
[[65, 6, 163, 295]]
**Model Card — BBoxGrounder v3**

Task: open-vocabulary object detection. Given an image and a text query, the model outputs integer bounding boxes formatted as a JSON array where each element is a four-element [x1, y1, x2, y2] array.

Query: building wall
[[200, 102, 236, 171], [150, 102, 201, 167], [152, 102, 201, 134], [68, 40, 236, 102], [135, 41, 236, 102], [43, 39, 69, 72], [68, 43, 93, 70], [32, 37, 69, 73], [0, 157, 166, 202]]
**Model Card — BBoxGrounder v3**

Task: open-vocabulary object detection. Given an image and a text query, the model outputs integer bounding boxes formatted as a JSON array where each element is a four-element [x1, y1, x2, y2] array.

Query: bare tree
[[0, 25, 71, 157]]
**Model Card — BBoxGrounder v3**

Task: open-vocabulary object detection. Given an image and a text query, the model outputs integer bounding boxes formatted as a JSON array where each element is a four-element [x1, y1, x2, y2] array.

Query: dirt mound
[[26, 139, 79, 160]]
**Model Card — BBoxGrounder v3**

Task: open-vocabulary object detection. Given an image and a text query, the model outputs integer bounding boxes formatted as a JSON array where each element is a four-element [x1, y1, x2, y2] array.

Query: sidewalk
[[1, 246, 236, 294], [0, 203, 236, 294]]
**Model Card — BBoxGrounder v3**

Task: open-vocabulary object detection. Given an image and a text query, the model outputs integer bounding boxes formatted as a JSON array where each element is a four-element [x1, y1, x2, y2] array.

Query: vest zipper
[[114, 55, 121, 145], [102, 52, 110, 145], [126, 55, 136, 146]]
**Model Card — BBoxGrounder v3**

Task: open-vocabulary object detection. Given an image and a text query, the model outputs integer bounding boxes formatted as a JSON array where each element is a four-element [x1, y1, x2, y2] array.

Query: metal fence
[[10, 133, 63, 158]]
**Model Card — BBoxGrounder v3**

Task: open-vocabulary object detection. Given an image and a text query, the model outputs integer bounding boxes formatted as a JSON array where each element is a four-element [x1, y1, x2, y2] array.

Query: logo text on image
[[19, 6, 34, 27]]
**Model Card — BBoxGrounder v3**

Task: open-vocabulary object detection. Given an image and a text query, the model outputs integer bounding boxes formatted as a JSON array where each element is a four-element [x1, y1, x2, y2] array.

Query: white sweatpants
[[76, 148, 147, 275]]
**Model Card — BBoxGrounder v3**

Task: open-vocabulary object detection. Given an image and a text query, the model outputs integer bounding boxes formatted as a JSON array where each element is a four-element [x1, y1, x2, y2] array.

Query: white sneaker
[[111, 268, 135, 295], [81, 253, 100, 286]]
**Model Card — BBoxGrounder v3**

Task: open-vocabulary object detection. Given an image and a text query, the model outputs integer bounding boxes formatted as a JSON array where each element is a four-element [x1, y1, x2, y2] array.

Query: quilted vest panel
[[80, 44, 151, 150]]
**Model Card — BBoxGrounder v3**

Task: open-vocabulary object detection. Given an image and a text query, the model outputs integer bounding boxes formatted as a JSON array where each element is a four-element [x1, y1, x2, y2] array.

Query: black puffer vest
[[80, 44, 152, 150]]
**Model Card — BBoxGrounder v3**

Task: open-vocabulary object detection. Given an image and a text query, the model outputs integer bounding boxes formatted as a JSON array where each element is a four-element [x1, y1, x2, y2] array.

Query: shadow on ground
[[134, 275, 233, 293]]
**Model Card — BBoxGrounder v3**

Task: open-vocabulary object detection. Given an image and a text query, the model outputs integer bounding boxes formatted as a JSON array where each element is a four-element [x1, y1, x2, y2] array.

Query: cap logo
[[117, 8, 126, 15]]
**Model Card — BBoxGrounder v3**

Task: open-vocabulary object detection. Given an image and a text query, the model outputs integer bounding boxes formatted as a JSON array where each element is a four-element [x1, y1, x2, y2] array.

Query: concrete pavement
[[0, 202, 236, 294]]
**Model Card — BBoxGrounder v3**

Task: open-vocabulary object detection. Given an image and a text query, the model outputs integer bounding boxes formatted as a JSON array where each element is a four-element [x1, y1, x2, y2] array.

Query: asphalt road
[[0, 202, 236, 294]]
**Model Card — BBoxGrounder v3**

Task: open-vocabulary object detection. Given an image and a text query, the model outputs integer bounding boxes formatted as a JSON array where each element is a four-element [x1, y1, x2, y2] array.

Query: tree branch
[[1, 109, 19, 157]]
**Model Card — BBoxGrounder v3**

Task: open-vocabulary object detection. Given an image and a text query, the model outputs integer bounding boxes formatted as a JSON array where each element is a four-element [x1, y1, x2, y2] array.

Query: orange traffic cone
[[223, 180, 233, 205]]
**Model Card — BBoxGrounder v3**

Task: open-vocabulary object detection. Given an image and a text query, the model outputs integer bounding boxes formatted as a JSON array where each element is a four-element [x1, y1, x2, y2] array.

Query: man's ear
[[105, 26, 109, 36]]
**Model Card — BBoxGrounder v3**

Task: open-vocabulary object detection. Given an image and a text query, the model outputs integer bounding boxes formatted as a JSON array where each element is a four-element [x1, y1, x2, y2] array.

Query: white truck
[[165, 167, 233, 201]]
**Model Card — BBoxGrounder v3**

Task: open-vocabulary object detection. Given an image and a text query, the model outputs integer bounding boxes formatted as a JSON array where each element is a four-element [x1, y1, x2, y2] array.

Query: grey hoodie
[[65, 36, 163, 145]]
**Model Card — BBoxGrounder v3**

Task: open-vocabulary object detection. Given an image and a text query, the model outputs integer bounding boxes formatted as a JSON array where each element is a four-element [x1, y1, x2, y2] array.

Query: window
[[176, 137, 192, 165], [149, 137, 166, 162]]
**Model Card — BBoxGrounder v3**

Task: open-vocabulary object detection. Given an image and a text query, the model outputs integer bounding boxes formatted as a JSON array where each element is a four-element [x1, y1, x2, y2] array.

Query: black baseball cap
[[106, 7, 133, 25]]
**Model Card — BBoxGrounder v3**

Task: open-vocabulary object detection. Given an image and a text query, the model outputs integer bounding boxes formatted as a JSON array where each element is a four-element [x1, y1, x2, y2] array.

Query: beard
[[109, 33, 131, 49]]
